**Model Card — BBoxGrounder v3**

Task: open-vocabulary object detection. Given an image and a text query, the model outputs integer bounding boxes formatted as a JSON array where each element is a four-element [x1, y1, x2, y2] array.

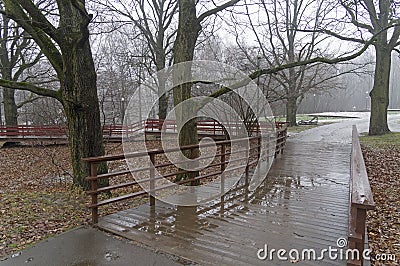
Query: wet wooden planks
[[98, 141, 350, 265]]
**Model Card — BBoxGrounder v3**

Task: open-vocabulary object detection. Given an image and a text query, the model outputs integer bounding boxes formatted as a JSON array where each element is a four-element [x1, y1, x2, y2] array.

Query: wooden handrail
[[83, 124, 288, 224], [348, 125, 375, 266], [83, 135, 262, 163]]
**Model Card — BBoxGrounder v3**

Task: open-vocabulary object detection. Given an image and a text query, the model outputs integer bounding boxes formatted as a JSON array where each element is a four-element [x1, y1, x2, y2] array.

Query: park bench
[[297, 116, 318, 125], [347, 125, 375, 266]]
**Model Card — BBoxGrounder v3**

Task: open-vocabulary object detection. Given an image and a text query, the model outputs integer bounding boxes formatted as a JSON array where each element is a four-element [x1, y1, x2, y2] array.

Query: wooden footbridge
[[80, 121, 374, 266]]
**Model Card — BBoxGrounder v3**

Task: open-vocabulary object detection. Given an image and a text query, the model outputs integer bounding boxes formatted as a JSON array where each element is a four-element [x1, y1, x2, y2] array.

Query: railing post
[[281, 127, 287, 154], [356, 208, 367, 265], [90, 162, 99, 224], [220, 143, 226, 214], [245, 140, 249, 185], [190, 147, 196, 186], [214, 121, 216, 136], [275, 130, 280, 158], [149, 153, 156, 206], [220, 143, 226, 189]]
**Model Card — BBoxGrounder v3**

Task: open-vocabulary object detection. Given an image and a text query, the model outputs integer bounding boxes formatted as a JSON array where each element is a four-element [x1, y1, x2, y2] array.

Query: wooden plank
[[350, 126, 375, 209]]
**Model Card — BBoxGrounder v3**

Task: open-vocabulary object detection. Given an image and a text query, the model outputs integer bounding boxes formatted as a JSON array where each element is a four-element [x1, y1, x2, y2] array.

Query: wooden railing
[[0, 124, 142, 139], [83, 126, 288, 224], [101, 121, 144, 137], [348, 125, 375, 266], [0, 125, 67, 139], [145, 118, 286, 136], [0, 120, 287, 140]]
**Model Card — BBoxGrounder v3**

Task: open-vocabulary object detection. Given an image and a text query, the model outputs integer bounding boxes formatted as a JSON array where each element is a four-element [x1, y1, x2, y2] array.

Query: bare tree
[[95, 29, 148, 124], [97, 0, 178, 121], [0, 10, 42, 126], [319, 0, 400, 135], [0, 0, 106, 188], [172, 0, 239, 181], [229, 0, 351, 126]]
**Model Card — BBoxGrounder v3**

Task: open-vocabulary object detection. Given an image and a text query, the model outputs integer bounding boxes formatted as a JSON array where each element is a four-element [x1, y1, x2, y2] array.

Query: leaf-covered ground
[[361, 144, 400, 266], [0, 142, 127, 259], [0, 139, 242, 259]]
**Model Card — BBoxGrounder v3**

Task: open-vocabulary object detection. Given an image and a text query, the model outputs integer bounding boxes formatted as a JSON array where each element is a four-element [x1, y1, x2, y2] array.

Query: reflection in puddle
[[99, 141, 351, 265]]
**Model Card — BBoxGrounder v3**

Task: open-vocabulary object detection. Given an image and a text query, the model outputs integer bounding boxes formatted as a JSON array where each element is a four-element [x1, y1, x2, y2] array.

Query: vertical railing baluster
[[245, 139, 249, 185], [90, 162, 98, 224], [220, 143, 226, 184], [190, 147, 196, 186], [220, 143, 226, 214], [149, 153, 155, 206], [356, 208, 366, 266]]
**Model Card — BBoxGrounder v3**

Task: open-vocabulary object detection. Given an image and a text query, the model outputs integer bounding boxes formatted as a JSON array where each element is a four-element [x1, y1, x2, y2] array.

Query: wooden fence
[[348, 125, 375, 266]]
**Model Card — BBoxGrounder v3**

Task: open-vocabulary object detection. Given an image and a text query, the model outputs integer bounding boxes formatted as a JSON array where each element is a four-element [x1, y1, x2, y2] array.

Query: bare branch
[[206, 34, 376, 101], [339, 0, 375, 33], [197, 0, 239, 22], [16, 93, 42, 108], [3, 0, 63, 76], [0, 78, 61, 100], [299, 28, 366, 44], [16, 0, 60, 42]]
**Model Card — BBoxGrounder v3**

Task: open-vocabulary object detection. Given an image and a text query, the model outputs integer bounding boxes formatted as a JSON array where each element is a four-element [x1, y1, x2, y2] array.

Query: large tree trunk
[[158, 92, 168, 121], [61, 40, 106, 188], [3, 88, 18, 126], [1, 66, 18, 132], [172, 0, 201, 181], [368, 46, 391, 135], [155, 27, 168, 121], [58, 3, 106, 189], [2, 1, 106, 188], [156, 64, 168, 121], [0, 49, 18, 126], [286, 97, 297, 127]]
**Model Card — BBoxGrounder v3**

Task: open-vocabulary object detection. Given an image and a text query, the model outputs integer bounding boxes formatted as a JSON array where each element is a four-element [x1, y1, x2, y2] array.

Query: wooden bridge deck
[[97, 139, 350, 265]]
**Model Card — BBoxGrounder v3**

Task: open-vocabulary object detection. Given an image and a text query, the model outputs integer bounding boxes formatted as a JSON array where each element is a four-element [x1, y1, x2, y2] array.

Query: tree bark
[[2, 0, 106, 188], [3, 88, 18, 126], [155, 16, 169, 121], [0, 15, 18, 127], [57, 4, 106, 188], [172, 0, 201, 181], [158, 90, 168, 121], [61, 49, 105, 188], [286, 97, 297, 127], [156, 58, 168, 121], [368, 46, 391, 135]]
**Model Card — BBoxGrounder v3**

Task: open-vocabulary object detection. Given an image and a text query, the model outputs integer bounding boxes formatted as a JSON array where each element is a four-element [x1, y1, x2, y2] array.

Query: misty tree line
[[0, 0, 398, 187]]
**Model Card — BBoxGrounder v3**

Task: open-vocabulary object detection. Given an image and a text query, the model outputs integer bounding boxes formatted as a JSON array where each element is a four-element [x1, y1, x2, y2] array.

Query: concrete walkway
[[0, 227, 185, 266]]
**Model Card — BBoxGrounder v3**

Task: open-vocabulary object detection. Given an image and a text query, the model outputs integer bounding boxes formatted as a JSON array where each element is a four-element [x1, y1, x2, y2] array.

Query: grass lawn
[[287, 125, 319, 133], [275, 115, 345, 122], [360, 132, 400, 146]]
